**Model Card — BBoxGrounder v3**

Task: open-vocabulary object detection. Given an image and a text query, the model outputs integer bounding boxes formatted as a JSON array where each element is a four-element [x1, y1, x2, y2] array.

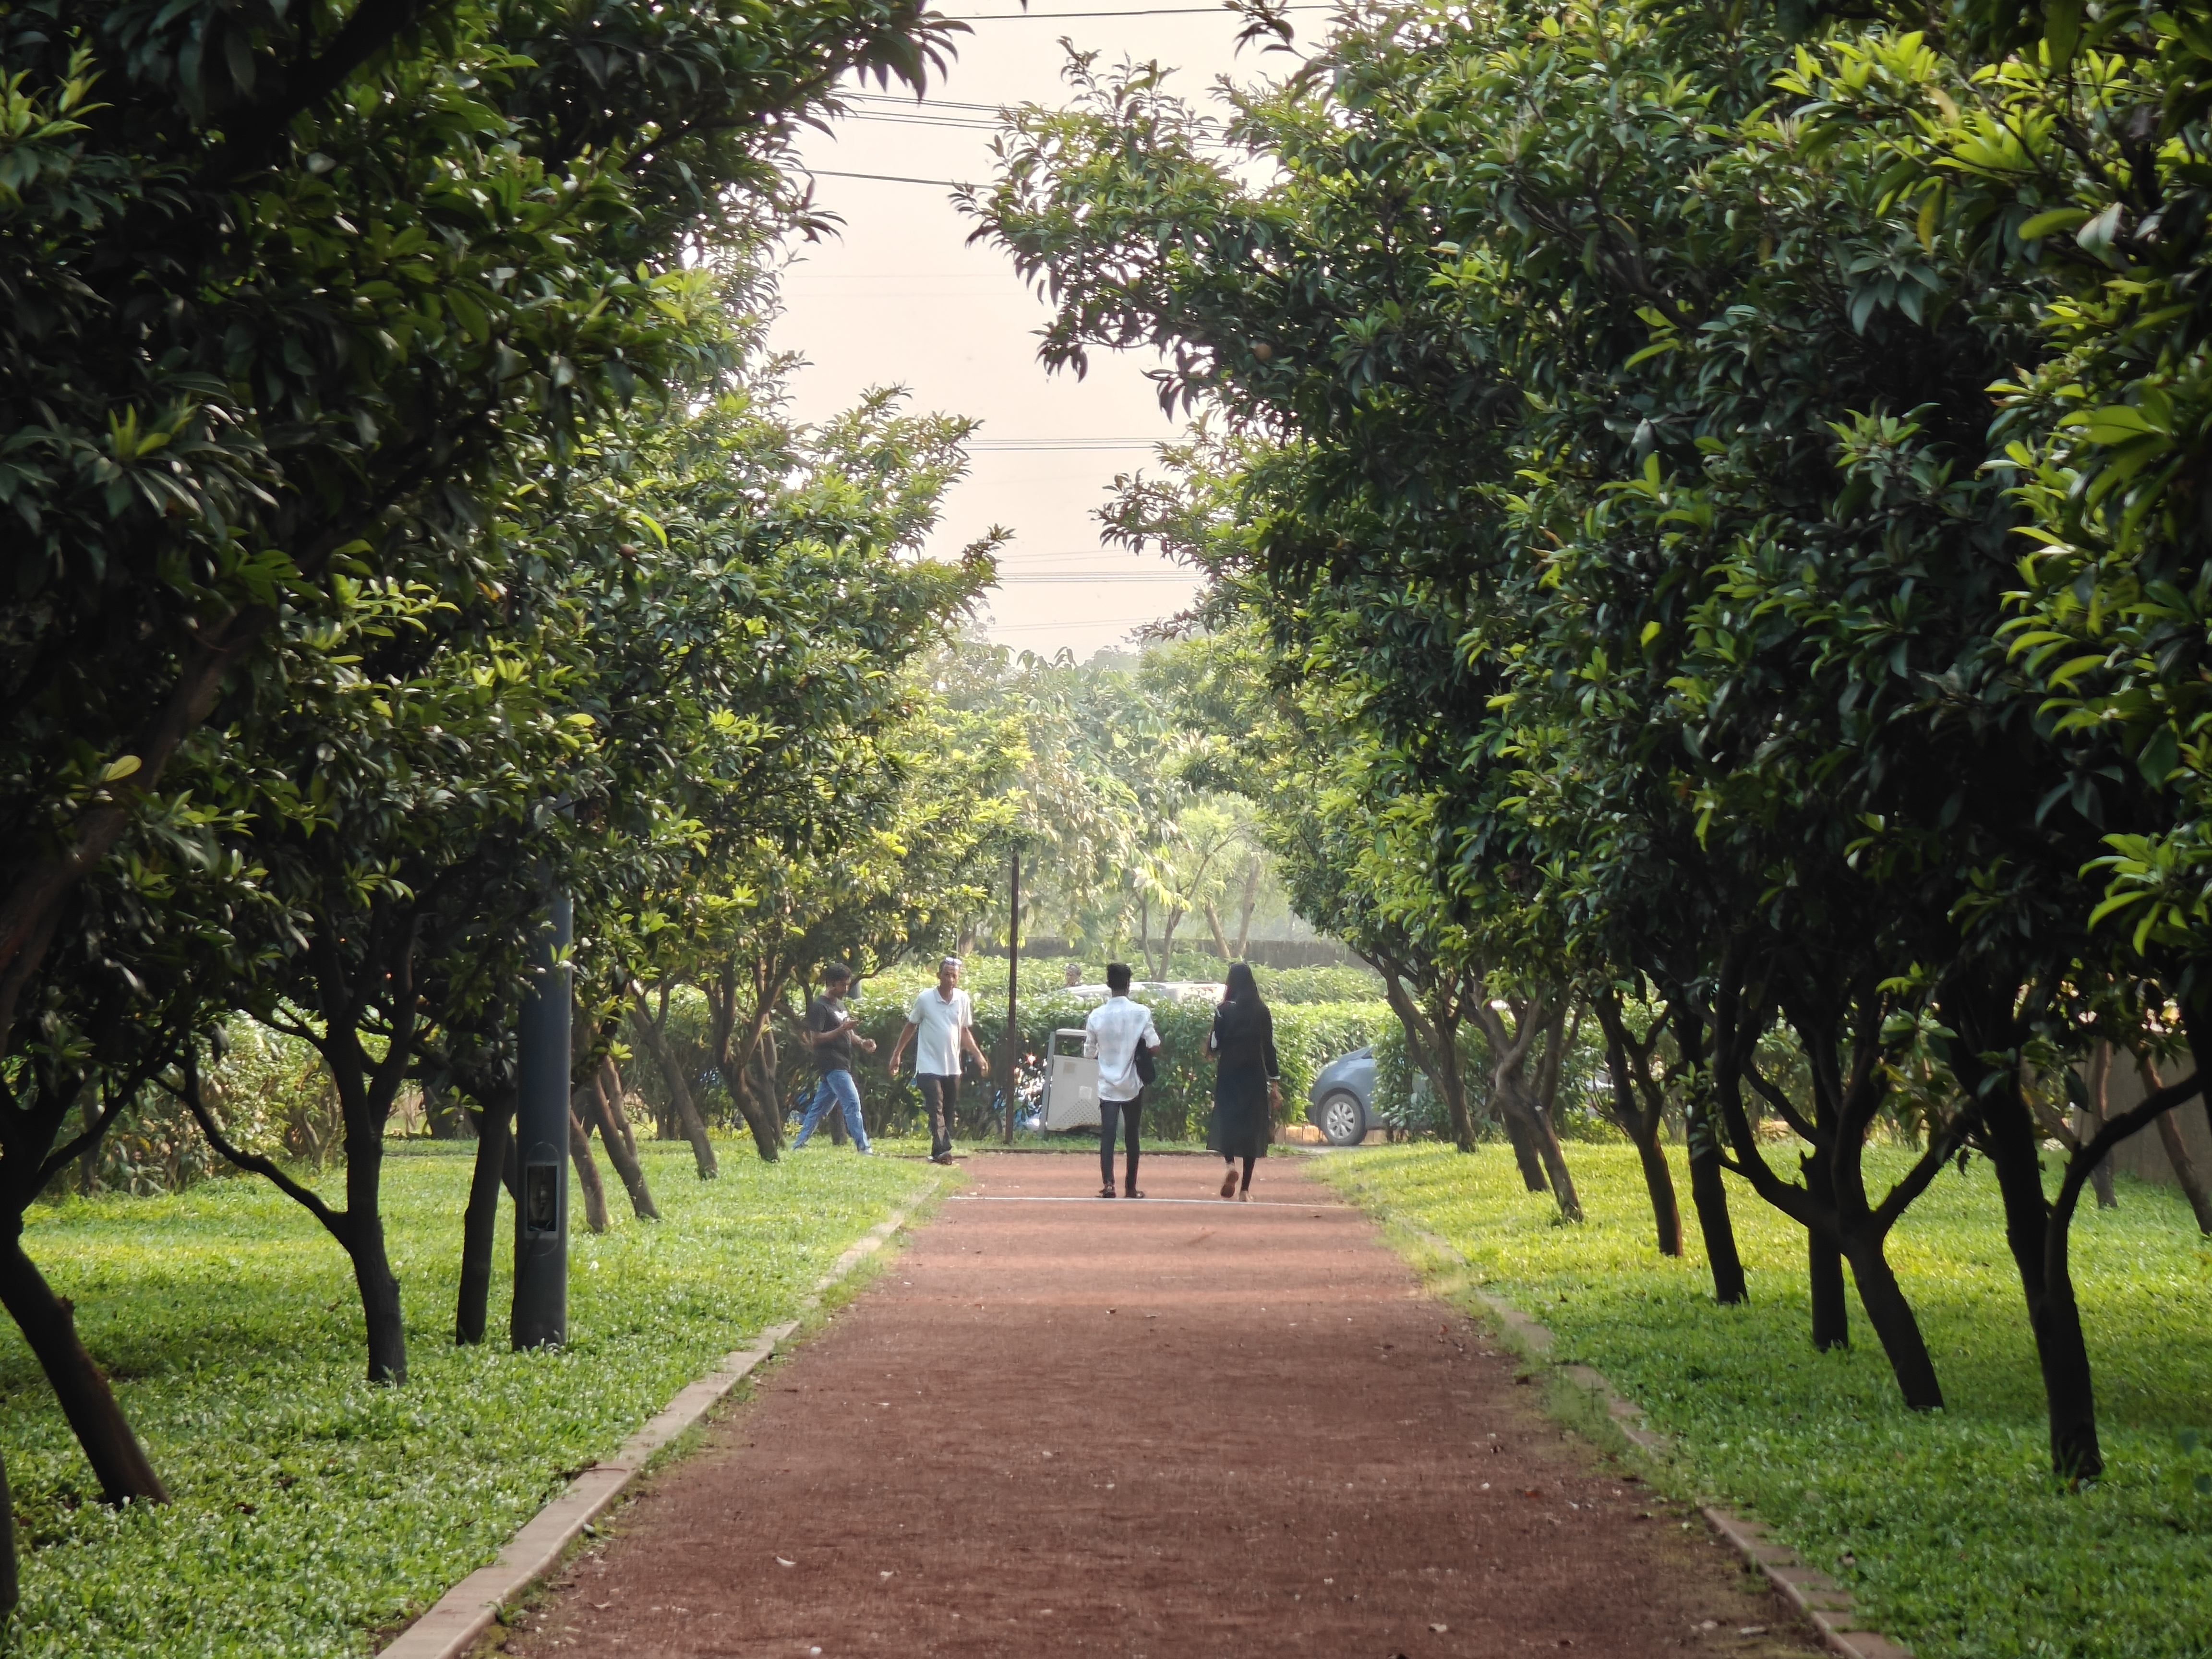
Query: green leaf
[[2138, 726, 2180, 788], [2044, 0, 2083, 69], [2019, 207, 2090, 242]]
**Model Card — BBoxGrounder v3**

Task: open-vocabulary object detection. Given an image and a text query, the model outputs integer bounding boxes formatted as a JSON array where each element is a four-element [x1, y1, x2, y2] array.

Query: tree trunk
[[2139, 1054, 2211, 1232], [1975, 1068, 2103, 1476], [599, 1058, 640, 1160], [1593, 992, 1683, 1257], [1689, 1104, 1748, 1303], [2082, 1044, 2116, 1209], [1526, 1007, 1585, 1222], [1204, 900, 1232, 962], [724, 999, 784, 1162], [1842, 1238, 1943, 1410], [348, 1212, 408, 1385], [1806, 1141, 1850, 1351], [1503, 1086, 1583, 1221], [1635, 1135, 1683, 1256], [456, 1088, 515, 1346], [1233, 857, 1261, 959], [338, 1105, 408, 1384], [733, 1075, 782, 1159], [1668, 1007, 1748, 1304], [1809, 1233, 1849, 1351], [0, 1233, 169, 1502], [1498, 1105, 1547, 1190], [569, 1107, 610, 1233], [2036, 1193, 2102, 1479], [1433, 1015, 1476, 1152], [589, 1076, 660, 1221], [2154, 1109, 2212, 1234], [629, 991, 718, 1179]]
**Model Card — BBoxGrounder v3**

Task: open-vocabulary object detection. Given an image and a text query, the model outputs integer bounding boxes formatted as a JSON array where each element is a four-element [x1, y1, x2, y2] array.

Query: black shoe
[[931, 1153, 958, 1166], [1097, 1185, 1118, 1198], [1125, 1189, 1145, 1199]]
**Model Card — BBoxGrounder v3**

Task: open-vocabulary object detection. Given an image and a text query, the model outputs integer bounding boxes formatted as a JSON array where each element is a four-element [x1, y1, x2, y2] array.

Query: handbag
[[1134, 1035, 1158, 1086]]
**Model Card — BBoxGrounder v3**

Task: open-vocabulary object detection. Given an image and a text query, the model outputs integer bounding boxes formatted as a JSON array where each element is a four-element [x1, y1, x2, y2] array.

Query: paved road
[[501, 1152, 1810, 1658]]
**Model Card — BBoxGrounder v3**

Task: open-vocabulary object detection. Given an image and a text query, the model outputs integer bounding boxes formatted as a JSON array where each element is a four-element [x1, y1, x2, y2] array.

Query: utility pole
[[511, 882, 571, 1349], [1001, 847, 1020, 1143]]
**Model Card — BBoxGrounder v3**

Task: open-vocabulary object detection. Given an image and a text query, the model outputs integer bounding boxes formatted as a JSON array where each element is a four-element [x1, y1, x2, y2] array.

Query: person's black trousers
[[918, 1073, 959, 1158], [1099, 1091, 1142, 1191]]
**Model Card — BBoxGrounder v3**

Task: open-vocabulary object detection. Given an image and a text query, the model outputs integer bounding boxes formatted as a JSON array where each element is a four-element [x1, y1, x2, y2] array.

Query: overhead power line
[[991, 613, 1174, 631], [967, 438, 1163, 450], [994, 571, 1200, 582], [845, 92, 1010, 114], [806, 168, 972, 187]]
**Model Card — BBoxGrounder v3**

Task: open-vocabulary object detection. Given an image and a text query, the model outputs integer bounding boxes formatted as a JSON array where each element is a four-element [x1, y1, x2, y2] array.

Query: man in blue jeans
[[793, 963, 876, 1152]]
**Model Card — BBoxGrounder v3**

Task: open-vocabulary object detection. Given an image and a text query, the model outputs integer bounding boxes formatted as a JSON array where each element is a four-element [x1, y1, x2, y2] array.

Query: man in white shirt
[[886, 956, 991, 1165], [1083, 962, 1162, 1199]]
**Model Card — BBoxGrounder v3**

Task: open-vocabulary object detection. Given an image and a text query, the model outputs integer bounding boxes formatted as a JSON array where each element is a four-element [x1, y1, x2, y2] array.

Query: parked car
[[1306, 1046, 1377, 1145]]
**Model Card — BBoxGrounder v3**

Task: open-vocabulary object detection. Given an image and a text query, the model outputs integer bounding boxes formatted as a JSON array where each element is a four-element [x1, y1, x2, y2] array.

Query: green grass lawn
[[1314, 1142, 2212, 1659], [0, 1140, 940, 1658]]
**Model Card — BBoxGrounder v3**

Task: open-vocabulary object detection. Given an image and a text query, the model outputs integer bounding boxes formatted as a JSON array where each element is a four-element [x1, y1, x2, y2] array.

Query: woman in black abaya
[[1206, 962, 1279, 1201]]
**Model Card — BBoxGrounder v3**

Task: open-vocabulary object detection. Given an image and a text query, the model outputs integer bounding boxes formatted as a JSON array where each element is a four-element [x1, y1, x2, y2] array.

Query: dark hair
[[1106, 962, 1132, 993], [1224, 962, 1263, 1010], [823, 963, 854, 986]]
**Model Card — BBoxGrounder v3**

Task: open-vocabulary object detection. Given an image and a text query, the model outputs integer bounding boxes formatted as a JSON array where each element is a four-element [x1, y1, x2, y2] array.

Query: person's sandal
[[1097, 1185, 1117, 1199], [1218, 1167, 1238, 1200], [1238, 1189, 1251, 1202]]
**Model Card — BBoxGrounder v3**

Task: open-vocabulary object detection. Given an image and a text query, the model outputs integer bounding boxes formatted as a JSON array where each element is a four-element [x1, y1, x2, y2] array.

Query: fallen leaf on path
[[777, 1557, 796, 1567], [1739, 1627, 1767, 1636], [1430, 1623, 1448, 1633]]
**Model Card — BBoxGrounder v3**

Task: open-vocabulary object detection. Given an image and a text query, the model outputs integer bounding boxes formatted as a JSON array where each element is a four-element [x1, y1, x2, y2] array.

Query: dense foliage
[[971, 0, 2212, 1482]]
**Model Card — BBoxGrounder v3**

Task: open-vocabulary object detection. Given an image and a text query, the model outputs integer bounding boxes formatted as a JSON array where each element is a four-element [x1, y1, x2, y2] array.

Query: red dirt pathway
[[499, 1153, 1813, 1659]]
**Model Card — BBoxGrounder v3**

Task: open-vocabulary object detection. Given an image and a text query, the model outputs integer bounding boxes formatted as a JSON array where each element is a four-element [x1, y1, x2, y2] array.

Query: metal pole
[[1001, 847, 1020, 1143], [511, 882, 571, 1349]]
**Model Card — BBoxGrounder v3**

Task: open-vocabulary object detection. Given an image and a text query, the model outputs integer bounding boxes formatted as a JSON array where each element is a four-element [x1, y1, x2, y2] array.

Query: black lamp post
[[511, 882, 571, 1349]]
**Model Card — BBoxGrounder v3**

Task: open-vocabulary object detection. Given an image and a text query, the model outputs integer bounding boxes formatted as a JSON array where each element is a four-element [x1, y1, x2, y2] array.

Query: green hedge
[[1368, 1013, 1626, 1143], [835, 986, 1389, 1143]]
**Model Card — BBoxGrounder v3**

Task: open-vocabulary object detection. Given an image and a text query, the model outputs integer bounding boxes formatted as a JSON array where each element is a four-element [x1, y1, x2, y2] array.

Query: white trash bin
[[1041, 1028, 1101, 1130]]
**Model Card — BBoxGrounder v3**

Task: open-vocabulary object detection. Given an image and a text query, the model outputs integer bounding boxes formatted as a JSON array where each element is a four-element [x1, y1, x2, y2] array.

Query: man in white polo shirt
[[1083, 962, 1161, 1199], [886, 956, 991, 1165]]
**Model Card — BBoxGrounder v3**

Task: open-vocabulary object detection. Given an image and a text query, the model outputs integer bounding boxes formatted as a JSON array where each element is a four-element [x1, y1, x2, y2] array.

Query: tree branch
[[168, 1050, 345, 1236], [208, 0, 453, 181]]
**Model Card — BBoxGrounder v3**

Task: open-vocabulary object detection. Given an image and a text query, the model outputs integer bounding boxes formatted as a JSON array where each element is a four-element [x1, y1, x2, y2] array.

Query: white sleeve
[[1082, 1006, 1101, 1058], [1143, 1011, 1161, 1048]]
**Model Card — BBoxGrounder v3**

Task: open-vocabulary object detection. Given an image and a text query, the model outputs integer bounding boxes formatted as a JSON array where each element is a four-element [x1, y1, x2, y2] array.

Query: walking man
[[887, 956, 990, 1165], [793, 964, 875, 1153], [1083, 962, 1161, 1198]]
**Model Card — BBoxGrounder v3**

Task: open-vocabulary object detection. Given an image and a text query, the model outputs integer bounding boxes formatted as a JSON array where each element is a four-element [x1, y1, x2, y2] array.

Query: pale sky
[[770, 4, 1314, 661]]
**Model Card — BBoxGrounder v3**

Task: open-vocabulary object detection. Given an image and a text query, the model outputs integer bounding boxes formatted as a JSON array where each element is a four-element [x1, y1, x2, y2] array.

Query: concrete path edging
[[1409, 1227, 1915, 1659], [376, 1200, 926, 1659]]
